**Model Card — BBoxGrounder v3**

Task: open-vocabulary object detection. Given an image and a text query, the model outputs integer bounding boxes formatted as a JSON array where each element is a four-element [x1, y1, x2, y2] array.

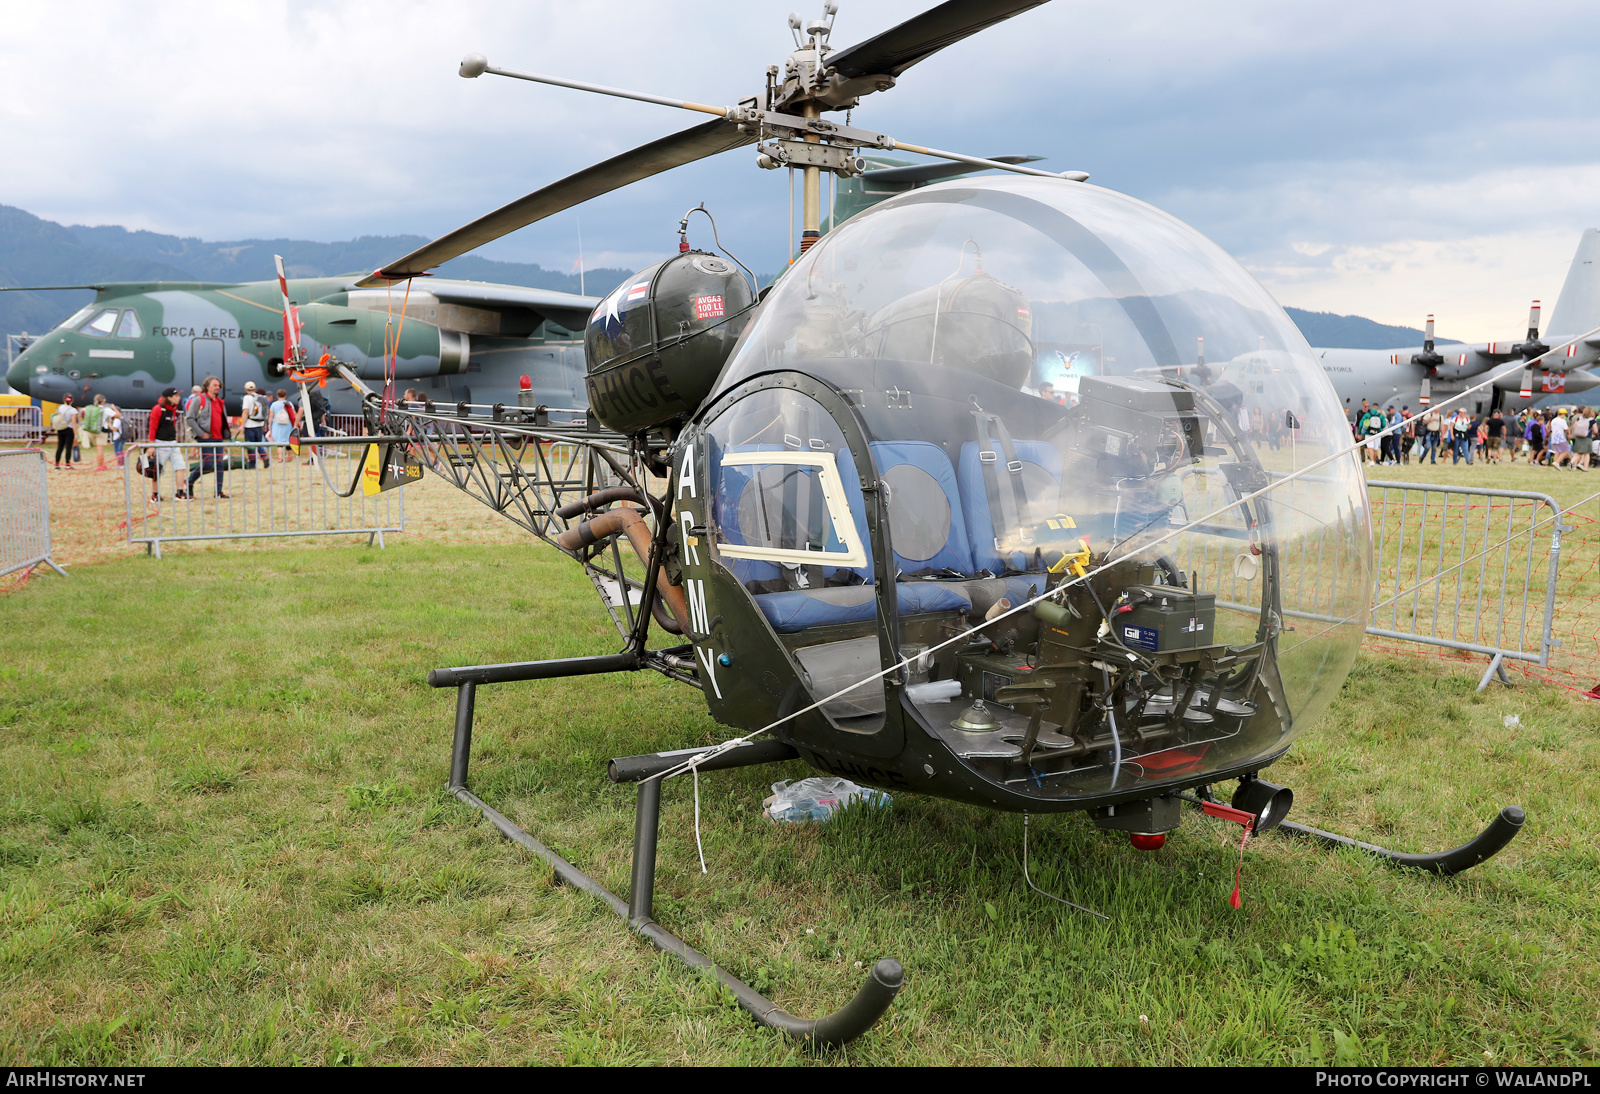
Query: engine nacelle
[[300, 302, 467, 379]]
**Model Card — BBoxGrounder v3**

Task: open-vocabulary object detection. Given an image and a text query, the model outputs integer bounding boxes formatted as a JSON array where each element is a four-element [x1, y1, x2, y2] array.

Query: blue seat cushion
[[756, 582, 972, 632], [957, 439, 1063, 574], [870, 440, 975, 576]]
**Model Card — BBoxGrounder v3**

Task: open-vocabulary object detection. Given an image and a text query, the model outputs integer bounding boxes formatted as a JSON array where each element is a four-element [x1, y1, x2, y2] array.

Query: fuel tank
[[584, 251, 756, 435]]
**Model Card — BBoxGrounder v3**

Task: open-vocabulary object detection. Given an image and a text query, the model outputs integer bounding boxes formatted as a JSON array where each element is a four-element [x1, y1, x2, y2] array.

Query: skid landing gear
[[1275, 807, 1525, 876], [1193, 780, 1525, 877], [434, 654, 905, 1048]]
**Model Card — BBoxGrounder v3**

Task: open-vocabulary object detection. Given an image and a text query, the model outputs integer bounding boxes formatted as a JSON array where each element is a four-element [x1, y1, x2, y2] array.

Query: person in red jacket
[[184, 375, 230, 499], [147, 386, 188, 501]]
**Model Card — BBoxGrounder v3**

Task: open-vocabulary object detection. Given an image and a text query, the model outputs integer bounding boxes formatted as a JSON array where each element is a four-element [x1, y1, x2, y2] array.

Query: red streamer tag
[[1201, 800, 1256, 828], [1201, 799, 1255, 909], [1229, 824, 1251, 909]]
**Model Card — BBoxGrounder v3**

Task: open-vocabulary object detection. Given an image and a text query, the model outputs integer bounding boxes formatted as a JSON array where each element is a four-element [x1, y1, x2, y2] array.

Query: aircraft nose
[[5, 346, 33, 396]]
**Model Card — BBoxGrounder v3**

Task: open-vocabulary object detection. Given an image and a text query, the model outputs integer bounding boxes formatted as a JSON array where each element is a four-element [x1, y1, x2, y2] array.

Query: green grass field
[[1, 498, 1597, 1064]]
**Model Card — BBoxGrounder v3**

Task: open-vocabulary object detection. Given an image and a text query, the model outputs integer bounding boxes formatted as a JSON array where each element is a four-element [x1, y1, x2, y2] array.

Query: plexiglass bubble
[[702, 176, 1372, 804]]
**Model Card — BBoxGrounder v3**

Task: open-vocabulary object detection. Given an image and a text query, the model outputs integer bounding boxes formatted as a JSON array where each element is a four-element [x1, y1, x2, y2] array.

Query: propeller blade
[[357, 118, 753, 286], [1519, 367, 1534, 399], [1424, 313, 1435, 353], [1419, 377, 1430, 407], [275, 254, 305, 367], [1528, 300, 1541, 340], [826, 0, 1050, 80]]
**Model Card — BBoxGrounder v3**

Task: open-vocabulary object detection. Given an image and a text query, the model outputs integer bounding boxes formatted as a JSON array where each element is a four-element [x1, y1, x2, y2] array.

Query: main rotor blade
[[358, 117, 753, 286], [865, 154, 1043, 185], [827, 0, 1050, 80]]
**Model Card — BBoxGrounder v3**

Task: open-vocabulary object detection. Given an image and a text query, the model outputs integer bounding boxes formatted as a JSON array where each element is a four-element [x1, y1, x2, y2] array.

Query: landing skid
[[1275, 807, 1525, 876], [1192, 784, 1525, 877], [437, 653, 904, 1048]]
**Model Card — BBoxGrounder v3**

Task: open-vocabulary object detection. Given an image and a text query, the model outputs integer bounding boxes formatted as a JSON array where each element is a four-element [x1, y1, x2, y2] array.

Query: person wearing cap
[[240, 380, 270, 470], [147, 386, 189, 500], [51, 395, 79, 469]]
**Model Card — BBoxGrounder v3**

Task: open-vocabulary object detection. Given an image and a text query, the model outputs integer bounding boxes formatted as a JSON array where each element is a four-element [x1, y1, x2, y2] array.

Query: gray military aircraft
[[1306, 229, 1600, 414], [804, 170, 1600, 419], [2, 274, 599, 415]]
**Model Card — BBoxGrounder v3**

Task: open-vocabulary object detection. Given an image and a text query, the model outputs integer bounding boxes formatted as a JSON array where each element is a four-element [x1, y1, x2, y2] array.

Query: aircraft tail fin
[[1544, 228, 1600, 341]]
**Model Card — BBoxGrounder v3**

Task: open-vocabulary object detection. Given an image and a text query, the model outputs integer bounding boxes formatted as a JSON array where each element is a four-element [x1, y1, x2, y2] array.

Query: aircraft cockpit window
[[80, 309, 120, 337], [115, 311, 143, 339], [55, 305, 96, 332]]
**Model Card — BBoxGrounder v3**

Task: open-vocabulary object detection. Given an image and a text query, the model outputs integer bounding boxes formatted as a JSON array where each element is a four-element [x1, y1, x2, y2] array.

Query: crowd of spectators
[[1349, 400, 1593, 471], [34, 380, 341, 505]]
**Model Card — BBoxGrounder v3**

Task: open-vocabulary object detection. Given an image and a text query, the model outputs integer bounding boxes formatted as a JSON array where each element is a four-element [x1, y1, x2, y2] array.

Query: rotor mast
[[801, 103, 823, 250]]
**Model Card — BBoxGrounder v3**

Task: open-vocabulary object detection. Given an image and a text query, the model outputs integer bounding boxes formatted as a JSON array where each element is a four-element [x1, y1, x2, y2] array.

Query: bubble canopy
[[698, 177, 1371, 803]]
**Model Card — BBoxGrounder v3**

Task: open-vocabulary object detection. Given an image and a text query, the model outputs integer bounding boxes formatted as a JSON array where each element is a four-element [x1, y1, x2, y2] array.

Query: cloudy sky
[[3, 0, 1597, 340]]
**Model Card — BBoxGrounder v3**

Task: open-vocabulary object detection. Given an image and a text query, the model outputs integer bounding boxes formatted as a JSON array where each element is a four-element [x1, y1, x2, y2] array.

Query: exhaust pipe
[[556, 507, 690, 634], [555, 486, 664, 521]]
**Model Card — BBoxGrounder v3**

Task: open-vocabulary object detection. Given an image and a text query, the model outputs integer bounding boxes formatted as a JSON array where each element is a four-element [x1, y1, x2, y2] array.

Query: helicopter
[[307, 0, 1527, 1047]]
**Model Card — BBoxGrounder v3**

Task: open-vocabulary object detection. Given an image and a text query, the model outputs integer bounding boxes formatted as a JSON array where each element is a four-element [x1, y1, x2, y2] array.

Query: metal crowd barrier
[[1362, 480, 1567, 681], [120, 408, 150, 444], [122, 440, 405, 558], [0, 405, 43, 443], [0, 449, 67, 579], [1175, 473, 1567, 690], [327, 413, 366, 435]]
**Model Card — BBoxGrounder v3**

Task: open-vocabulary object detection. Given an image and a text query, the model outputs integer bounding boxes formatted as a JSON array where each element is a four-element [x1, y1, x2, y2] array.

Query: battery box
[[957, 652, 1039, 704], [1115, 586, 1217, 653]]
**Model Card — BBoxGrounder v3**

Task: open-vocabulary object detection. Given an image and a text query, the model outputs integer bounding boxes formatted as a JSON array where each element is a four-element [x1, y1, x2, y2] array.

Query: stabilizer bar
[[1276, 805, 1525, 876]]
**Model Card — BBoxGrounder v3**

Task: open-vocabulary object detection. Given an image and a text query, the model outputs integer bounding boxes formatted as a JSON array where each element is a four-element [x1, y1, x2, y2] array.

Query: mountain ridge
[[3, 203, 1456, 351]]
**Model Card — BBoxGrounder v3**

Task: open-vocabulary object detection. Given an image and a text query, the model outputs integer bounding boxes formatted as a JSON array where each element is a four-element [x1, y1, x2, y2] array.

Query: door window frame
[[716, 449, 869, 569]]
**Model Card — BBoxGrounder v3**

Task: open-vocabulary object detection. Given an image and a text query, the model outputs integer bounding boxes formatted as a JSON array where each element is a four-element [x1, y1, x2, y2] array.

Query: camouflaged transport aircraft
[[2, 275, 599, 415]]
